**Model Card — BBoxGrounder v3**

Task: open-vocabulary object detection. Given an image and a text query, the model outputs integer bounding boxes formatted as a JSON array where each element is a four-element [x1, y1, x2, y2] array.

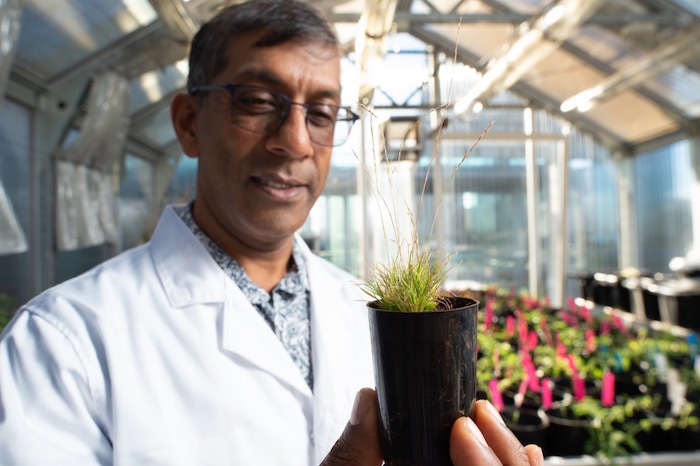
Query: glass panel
[[130, 60, 188, 114], [55, 245, 111, 284], [646, 65, 700, 119], [373, 34, 429, 107], [133, 105, 177, 147], [565, 129, 620, 298], [166, 155, 197, 204], [634, 140, 694, 272], [569, 25, 634, 65], [304, 118, 362, 273], [304, 193, 362, 274], [672, 0, 700, 15], [0, 99, 32, 305], [482, 0, 540, 13], [15, 0, 156, 78], [118, 154, 155, 249], [427, 139, 529, 289]]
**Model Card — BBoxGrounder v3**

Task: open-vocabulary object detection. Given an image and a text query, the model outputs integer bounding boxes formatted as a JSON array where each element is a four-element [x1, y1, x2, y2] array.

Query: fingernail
[[484, 400, 507, 426], [465, 417, 488, 447], [350, 390, 369, 426]]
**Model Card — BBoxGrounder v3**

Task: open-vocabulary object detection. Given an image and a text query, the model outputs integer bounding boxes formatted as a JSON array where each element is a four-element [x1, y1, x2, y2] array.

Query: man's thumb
[[320, 388, 383, 466]]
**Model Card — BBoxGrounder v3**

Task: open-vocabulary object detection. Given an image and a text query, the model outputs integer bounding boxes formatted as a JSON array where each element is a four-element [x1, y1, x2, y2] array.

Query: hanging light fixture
[[560, 28, 700, 113], [454, 0, 605, 119]]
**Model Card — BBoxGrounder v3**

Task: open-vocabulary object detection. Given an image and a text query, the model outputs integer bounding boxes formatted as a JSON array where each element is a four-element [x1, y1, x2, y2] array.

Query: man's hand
[[321, 388, 382, 466], [450, 399, 544, 466], [321, 388, 545, 466]]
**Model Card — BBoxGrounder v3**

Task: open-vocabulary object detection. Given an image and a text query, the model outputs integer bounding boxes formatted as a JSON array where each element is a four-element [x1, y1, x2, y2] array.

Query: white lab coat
[[0, 205, 374, 465]]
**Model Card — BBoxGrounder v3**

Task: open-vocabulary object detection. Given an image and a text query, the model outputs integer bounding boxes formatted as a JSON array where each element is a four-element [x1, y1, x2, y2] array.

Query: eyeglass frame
[[188, 83, 360, 147]]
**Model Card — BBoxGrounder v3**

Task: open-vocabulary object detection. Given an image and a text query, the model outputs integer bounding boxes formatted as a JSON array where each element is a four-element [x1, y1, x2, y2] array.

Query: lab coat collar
[[149, 205, 228, 307], [151, 206, 365, 459], [151, 206, 312, 396], [221, 275, 314, 398]]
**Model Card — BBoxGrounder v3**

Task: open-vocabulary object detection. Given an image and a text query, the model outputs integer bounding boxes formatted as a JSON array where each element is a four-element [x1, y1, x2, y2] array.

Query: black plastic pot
[[568, 272, 596, 302], [592, 272, 631, 311], [647, 277, 700, 330], [543, 410, 592, 457], [632, 409, 676, 453], [501, 407, 550, 447], [675, 425, 700, 451], [368, 297, 479, 466], [639, 275, 663, 321]]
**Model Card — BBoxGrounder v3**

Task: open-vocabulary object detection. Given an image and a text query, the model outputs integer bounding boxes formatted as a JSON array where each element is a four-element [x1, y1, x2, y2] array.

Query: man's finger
[[473, 400, 533, 465], [524, 444, 545, 466], [320, 388, 383, 466], [450, 416, 502, 465], [450, 401, 545, 466]]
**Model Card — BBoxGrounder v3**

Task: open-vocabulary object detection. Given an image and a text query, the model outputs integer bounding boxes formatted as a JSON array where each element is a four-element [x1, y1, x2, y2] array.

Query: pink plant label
[[516, 377, 528, 407], [489, 378, 504, 412], [506, 316, 515, 336], [484, 303, 494, 333], [601, 371, 615, 407], [573, 374, 586, 401], [586, 329, 596, 353], [528, 331, 538, 351], [566, 354, 579, 375], [542, 378, 553, 410]]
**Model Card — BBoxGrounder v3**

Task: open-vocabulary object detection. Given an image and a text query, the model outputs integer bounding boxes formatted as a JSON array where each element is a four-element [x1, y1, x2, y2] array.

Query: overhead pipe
[[355, 0, 399, 102], [148, 0, 199, 41], [560, 27, 700, 113], [453, 0, 606, 119]]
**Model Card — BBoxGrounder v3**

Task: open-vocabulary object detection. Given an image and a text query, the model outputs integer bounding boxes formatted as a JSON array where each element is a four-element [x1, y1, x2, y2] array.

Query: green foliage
[[0, 293, 17, 332], [569, 397, 642, 463], [360, 248, 450, 312], [458, 285, 700, 462]]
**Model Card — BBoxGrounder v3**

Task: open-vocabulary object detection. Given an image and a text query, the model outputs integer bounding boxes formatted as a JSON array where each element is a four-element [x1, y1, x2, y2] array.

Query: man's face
[[177, 31, 341, 253]]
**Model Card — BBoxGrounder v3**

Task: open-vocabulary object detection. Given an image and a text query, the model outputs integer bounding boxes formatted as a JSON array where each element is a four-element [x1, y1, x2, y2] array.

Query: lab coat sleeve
[[0, 308, 112, 465]]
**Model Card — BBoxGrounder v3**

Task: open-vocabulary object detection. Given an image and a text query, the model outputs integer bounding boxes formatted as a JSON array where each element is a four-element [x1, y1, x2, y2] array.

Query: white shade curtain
[[0, 0, 21, 95], [0, 0, 27, 255], [55, 72, 130, 251]]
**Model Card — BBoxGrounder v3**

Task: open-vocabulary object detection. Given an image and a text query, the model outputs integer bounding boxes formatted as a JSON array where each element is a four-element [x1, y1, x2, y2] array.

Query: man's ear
[[171, 93, 200, 158]]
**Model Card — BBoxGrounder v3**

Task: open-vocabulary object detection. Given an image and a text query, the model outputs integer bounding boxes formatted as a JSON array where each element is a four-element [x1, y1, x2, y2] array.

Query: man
[[0, 1, 543, 464]]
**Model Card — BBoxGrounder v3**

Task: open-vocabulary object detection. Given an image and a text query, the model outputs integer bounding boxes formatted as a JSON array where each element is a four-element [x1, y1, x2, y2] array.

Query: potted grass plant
[[363, 245, 479, 466], [358, 114, 491, 465]]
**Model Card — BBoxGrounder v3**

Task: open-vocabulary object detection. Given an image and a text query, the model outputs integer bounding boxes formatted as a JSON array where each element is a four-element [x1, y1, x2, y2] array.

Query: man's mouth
[[257, 178, 300, 189], [252, 175, 307, 200]]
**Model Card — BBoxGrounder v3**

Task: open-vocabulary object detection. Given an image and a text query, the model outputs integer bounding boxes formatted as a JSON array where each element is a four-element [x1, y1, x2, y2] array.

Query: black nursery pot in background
[[368, 297, 479, 466]]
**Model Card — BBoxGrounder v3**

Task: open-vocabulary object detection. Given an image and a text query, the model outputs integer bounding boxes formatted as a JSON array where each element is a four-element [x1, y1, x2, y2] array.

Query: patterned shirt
[[178, 204, 313, 390]]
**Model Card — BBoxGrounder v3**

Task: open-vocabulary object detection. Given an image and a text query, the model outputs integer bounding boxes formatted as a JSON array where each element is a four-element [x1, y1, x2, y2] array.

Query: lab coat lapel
[[157, 214, 366, 460], [154, 206, 311, 398], [151, 206, 228, 307], [220, 279, 313, 398], [303, 243, 374, 462]]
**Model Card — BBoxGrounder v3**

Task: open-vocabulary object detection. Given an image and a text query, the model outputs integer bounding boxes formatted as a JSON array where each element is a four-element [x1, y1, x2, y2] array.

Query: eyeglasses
[[189, 83, 359, 147]]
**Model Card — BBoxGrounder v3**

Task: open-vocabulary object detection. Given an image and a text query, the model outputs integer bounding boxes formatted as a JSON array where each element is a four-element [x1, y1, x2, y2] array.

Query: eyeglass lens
[[227, 86, 355, 147]]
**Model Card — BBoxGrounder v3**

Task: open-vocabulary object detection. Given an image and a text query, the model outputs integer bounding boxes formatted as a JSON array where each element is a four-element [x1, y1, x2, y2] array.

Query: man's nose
[[266, 104, 314, 158]]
